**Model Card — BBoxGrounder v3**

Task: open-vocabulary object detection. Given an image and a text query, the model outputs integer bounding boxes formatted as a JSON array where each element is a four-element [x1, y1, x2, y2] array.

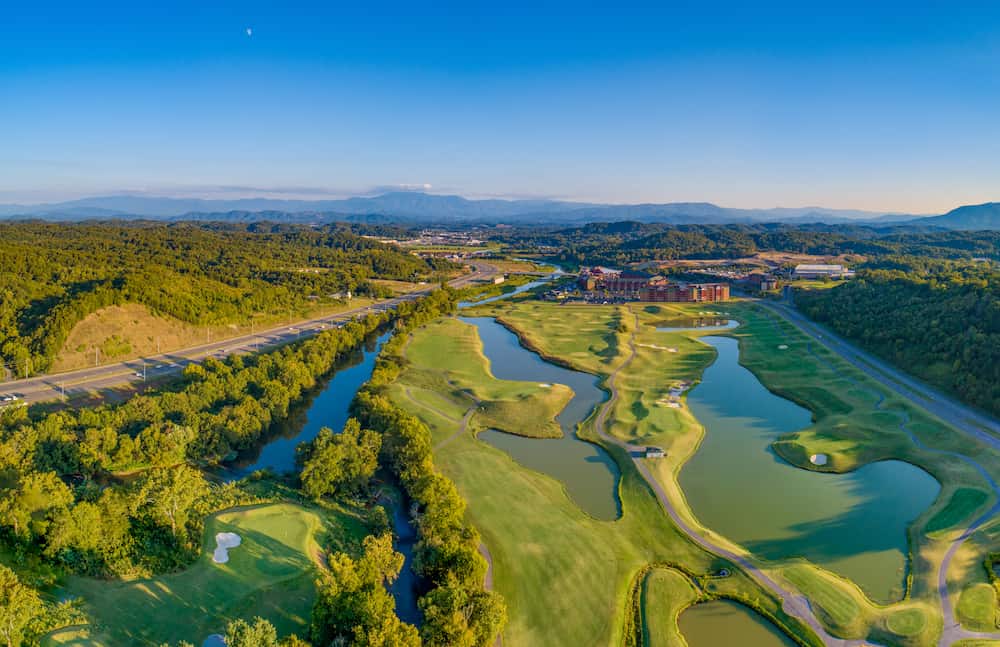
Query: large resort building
[[578, 267, 730, 302]]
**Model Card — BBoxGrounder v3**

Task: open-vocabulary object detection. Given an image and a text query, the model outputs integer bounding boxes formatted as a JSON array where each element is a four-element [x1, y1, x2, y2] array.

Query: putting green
[[58, 502, 367, 646]]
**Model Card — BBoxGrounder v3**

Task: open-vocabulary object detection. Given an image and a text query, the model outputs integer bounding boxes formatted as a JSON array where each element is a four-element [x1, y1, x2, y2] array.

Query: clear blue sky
[[2, 1, 999, 212]]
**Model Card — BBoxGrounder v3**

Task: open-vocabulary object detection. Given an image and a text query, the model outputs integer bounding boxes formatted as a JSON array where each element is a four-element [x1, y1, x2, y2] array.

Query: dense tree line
[[0, 221, 454, 373], [0, 304, 402, 640], [345, 288, 507, 647], [796, 258, 1000, 416], [488, 222, 1000, 267], [0, 285, 506, 644]]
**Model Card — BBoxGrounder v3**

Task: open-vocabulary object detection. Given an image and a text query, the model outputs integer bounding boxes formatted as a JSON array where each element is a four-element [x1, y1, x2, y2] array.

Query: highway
[[0, 263, 496, 406]]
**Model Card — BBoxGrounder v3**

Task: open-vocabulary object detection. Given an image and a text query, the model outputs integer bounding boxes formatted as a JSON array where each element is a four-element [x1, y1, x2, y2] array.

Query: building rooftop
[[795, 264, 845, 271]]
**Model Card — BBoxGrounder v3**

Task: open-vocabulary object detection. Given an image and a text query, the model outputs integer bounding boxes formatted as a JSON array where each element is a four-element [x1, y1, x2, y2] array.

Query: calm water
[[214, 329, 421, 624], [460, 316, 621, 521], [679, 600, 796, 647], [679, 335, 940, 602], [218, 331, 391, 480]]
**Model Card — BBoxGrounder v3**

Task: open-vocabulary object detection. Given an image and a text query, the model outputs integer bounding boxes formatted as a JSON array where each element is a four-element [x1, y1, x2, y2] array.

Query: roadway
[[0, 262, 496, 406], [762, 292, 1000, 646]]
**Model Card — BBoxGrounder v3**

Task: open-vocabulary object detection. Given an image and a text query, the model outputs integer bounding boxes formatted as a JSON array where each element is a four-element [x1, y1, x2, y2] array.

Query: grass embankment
[[611, 301, 999, 644], [51, 502, 369, 646], [390, 309, 821, 647], [465, 300, 1000, 645], [51, 299, 377, 372], [723, 304, 1000, 634], [641, 568, 700, 647]]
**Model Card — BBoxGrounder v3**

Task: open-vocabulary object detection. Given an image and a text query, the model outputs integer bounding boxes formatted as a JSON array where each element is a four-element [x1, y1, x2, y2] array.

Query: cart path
[[759, 299, 1000, 646], [592, 310, 863, 647]]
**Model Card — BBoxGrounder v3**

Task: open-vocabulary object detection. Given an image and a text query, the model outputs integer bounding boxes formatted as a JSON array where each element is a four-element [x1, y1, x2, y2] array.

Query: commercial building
[[793, 264, 854, 279], [578, 267, 730, 303], [639, 282, 730, 303]]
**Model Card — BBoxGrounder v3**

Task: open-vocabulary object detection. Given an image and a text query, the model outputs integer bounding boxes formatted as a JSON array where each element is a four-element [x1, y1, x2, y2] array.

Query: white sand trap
[[778, 344, 789, 350], [538, 383, 552, 388], [810, 453, 829, 466], [637, 343, 680, 353], [212, 532, 242, 564]]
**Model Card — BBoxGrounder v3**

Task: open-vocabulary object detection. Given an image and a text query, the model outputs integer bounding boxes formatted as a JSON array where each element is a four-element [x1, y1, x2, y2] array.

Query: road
[[0, 263, 496, 406], [761, 296, 1000, 646], [592, 310, 861, 647]]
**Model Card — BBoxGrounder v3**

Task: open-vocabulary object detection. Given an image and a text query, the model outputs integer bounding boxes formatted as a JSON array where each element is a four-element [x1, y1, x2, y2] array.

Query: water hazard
[[679, 335, 939, 602], [460, 316, 621, 521], [679, 600, 796, 647]]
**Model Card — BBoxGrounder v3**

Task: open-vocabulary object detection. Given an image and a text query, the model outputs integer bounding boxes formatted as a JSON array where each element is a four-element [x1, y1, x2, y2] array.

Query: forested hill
[[909, 202, 1000, 230], [0, 221, 453, 374], [493, 223, 1000, 267], [796, 259, 1000, 416]]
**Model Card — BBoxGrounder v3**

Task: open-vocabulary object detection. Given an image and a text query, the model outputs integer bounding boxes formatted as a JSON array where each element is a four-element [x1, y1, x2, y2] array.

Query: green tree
[[310, 534, 419, 647], [0, 471, 73, 539], [133, 465, 209, 536], [0, 565, 42, 647], [300, 419, 381, 500], [226, 617, 279, 647]]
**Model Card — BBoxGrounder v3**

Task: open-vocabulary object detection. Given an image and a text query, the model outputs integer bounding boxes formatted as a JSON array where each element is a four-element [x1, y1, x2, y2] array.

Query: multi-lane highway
[[0, 263, 496, 406]]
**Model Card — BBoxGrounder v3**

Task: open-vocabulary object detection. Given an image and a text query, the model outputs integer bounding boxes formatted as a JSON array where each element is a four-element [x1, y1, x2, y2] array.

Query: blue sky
[[2, 2, 999, 212]]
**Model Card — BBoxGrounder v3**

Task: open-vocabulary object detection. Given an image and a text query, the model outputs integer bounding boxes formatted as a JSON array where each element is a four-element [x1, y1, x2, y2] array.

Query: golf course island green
[[384, 297, 1000, 646], [46, 502, 370, 646]]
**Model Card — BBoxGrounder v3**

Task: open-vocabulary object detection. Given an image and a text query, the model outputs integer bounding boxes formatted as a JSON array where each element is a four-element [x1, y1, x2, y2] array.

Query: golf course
[[383, 296, 1000, 646], [43, 502, 371, 646]]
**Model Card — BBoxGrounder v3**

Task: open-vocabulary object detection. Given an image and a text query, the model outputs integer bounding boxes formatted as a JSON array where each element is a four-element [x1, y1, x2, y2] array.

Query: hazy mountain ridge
[[909, 203, 1000, 230], [7, 192, 998, 228]]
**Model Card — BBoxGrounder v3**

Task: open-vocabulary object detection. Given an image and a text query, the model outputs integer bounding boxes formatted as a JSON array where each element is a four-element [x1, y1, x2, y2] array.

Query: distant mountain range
[[909, 202, 1000, 230], [0, 192, 997, 229]]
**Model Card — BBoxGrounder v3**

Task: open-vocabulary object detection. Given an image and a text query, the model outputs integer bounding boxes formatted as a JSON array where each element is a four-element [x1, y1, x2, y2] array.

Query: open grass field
[[51, 299, 377, 372], [641, 568, 700, 647], [389, 307, 822, 647], [50, 502, 368, 646], [391, 297, 1000, 646]]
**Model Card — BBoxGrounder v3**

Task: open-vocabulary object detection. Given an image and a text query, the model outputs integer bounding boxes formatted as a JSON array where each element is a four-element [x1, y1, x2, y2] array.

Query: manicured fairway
[[396, 299, 1000, 646], [58, 502, 366, 646], [391, 309, 821, 647]]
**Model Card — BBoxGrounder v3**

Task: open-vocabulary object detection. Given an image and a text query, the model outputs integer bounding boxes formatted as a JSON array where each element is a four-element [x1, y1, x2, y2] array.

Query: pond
[[678, 335, 940, 602], [679, 600, 796, 647], [457, 266, 563, 308], [459, 316, 621, 521]]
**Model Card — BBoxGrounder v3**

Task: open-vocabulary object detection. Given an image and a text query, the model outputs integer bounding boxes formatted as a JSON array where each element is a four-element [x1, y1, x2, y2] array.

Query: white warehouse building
[[793, 264, 855, 279]]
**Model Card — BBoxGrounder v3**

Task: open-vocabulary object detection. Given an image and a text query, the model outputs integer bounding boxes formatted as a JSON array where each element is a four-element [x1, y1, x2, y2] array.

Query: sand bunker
[[538, 383, 552, 388], [638, 343, 679, 353], [809, 453, 829, 466], [778, 344, 789, 350], [212, 532, 242, 563]]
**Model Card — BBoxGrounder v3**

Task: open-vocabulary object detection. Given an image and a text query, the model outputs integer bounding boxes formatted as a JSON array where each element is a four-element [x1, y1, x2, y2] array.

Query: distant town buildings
[[793, 264, 855, 279], [577, 267, 730, 302]]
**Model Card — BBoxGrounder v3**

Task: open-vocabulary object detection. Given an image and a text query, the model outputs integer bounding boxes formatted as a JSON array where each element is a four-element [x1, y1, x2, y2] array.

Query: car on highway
[[134, 372, 143, 378], [0, 394, 18, 403]]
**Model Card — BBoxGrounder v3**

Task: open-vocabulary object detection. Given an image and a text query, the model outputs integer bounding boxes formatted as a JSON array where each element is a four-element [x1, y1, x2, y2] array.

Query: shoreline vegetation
[[387, 296, 1000, 646], [1, 281, 507, 646]]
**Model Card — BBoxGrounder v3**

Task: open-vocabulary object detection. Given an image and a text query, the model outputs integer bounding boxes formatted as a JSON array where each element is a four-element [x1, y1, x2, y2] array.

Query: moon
[[246, 27, 253, 37]]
